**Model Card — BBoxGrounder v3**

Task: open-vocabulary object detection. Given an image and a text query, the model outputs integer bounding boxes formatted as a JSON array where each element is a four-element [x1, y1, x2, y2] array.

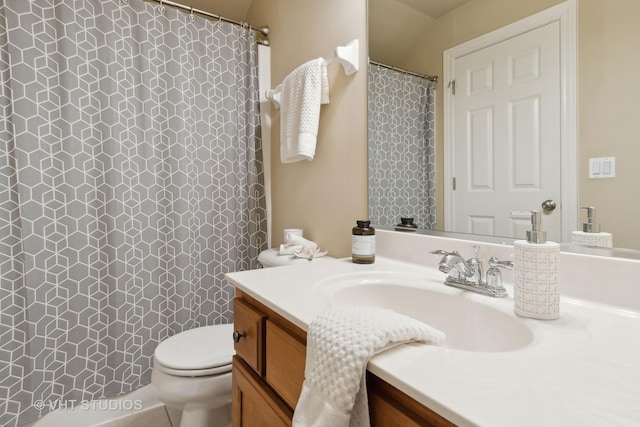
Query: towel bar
[[324, 39, 359, 75], [264, 39, 359, 105]]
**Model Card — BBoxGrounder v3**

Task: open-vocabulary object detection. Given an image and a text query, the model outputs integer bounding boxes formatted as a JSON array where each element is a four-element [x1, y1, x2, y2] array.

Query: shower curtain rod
[[369, 60, 438, 83], [142, 0, 270, 44]]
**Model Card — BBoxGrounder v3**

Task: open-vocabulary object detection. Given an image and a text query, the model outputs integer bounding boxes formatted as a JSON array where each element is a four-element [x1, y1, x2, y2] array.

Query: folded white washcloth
[[278, 58, 330, 163], [292, 306, 445, 427]]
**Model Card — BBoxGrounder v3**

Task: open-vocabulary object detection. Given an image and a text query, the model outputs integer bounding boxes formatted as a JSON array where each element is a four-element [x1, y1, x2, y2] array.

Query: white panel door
[[452, 21, 561, 240]]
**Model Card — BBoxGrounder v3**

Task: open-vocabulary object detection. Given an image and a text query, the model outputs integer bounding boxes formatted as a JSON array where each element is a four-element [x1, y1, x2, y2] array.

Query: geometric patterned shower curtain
[[0, 1, 266, 425], [368, 63, 436, 230]]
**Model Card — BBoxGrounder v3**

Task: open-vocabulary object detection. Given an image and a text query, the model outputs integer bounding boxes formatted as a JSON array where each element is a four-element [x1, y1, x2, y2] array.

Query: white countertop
[[225, 255, 640, 426]]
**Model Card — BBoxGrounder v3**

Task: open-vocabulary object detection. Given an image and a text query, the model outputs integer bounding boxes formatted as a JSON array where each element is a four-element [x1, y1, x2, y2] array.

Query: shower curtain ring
[[121, 0, 129, 4], [157, 0, 165, 14], [241, 22, 248, 35], [217, 16, 224, 30], [189, 7, 196, 22]]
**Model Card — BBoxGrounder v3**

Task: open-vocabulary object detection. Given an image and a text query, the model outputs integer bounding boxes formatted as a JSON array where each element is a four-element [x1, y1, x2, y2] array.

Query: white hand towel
[[279, 233, 320, 255], [292, 306, 445, 427], [279, 58, 330, 163], [285, 233, 318, 248]]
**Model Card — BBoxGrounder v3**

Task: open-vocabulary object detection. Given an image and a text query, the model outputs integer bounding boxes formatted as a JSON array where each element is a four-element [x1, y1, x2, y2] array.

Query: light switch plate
[[589, 157, 616, 178]]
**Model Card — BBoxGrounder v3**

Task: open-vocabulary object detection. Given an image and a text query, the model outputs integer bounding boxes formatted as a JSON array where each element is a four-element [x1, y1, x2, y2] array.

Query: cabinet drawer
[[265, 319, 306, 409], [234, 298, 266, 376]]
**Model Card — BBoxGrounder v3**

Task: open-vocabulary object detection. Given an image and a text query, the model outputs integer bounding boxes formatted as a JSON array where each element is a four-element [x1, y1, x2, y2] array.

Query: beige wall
[[577, 0, 640, 250], [395, 0, 640, 249], [247, 1, 368, 257]]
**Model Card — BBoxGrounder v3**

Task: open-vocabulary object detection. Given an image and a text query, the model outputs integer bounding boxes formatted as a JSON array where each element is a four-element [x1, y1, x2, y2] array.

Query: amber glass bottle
[[352, 220, 375, 264]]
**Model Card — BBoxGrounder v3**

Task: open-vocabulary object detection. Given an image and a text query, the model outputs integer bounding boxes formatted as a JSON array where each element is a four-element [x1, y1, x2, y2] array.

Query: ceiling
[[368, 0, 471, 67], [395, 0, 471, 18]]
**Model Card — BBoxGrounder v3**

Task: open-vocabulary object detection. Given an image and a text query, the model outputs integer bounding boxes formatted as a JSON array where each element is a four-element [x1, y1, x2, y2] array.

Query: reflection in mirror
[[442, 9, 571, 244], [368, 64, 436, 230], [367, 0, 640, 252]]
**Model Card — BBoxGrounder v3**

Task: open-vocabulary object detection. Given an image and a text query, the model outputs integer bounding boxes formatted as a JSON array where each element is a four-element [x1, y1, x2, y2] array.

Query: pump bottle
[[571, 206, 613, 248], [513, 210, 560, 319]]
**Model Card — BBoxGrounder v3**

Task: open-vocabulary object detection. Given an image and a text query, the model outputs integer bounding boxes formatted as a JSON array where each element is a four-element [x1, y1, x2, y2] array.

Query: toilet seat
[[154, 323, 234, 377], [154, 361, 232, 377]]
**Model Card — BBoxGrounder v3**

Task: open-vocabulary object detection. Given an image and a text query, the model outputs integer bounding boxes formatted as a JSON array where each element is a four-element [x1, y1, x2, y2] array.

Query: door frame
[[443, 0, 577, 242]]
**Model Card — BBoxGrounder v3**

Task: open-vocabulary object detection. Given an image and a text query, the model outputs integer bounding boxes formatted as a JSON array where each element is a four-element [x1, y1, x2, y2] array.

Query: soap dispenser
[[513, 210, 560, 320], [571, 207, 613, 248]]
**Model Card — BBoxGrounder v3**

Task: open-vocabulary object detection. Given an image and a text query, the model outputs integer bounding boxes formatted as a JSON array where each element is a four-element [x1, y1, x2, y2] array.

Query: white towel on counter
[[278, 58, 330, 163], [292, 306, 446, 427], [279, 232, 327, 259]]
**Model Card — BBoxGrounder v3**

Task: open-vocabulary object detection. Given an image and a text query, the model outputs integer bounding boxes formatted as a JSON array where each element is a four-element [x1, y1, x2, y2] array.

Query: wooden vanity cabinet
[[232, 290, 455, 427]]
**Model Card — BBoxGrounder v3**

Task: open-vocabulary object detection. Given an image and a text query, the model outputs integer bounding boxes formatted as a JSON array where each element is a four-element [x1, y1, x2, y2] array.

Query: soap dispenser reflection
[[512, 210, 560, 320], [571, 207, 613, 248]]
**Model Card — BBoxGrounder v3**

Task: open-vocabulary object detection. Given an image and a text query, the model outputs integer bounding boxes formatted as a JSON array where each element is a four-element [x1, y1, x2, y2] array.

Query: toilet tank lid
[[154, 323, 234, 370], [258, 248, 335, 267]]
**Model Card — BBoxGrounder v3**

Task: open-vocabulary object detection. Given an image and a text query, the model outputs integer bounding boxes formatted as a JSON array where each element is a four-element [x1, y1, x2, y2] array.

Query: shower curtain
[[368, 63, 436, 230], [0, 1, 266, 425]]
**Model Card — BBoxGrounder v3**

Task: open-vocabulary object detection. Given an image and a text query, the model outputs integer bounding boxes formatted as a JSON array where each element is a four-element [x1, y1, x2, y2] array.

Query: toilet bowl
[[151, 323, 234, 427]]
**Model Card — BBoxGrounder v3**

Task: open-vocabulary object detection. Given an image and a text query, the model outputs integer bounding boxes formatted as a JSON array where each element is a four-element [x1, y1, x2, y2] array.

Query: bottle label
[[352, 235, 375, 256]]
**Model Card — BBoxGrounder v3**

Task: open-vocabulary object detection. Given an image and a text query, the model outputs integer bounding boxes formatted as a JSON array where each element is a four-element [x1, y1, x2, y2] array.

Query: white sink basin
[[322, 273, 533, 352]]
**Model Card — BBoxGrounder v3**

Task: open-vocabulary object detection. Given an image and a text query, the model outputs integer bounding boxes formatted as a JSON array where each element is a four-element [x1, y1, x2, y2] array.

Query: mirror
[[368, 0, 640, 252]]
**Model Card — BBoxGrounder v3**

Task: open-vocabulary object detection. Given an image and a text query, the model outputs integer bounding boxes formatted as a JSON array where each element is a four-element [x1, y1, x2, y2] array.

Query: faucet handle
[[430, 249, 460, 256], [485, 257, 511, 297], [488, 256, 514, 270]]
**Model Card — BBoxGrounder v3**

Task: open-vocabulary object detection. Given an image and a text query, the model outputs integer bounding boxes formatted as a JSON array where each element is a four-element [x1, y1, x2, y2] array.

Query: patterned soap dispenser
[[571, 206, 613, 248], [512, 210, 560, 320]]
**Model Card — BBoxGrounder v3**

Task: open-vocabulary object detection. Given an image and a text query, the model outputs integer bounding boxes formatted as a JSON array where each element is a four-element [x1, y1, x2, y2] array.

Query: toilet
[[151, 249, 334, 427], [151, 323, 235, 427]]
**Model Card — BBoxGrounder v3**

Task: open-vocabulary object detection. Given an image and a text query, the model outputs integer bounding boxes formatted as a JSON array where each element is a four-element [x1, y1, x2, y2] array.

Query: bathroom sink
[[322, 273, 533, 352]]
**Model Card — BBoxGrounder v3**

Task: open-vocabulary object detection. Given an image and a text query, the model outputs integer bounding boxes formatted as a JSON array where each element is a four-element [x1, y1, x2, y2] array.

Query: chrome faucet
[[430, 246, 512, 298]]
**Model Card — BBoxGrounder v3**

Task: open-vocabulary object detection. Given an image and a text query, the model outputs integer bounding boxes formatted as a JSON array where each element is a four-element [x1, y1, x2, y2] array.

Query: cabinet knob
[[232, 330, 246, 343]]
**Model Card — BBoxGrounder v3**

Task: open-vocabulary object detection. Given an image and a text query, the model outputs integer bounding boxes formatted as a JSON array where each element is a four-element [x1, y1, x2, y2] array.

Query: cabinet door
[[265, 319, 306, 409], [368, 372, 456, 427], [234, 298, 266, 375], [232, 357, 292, 427]]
